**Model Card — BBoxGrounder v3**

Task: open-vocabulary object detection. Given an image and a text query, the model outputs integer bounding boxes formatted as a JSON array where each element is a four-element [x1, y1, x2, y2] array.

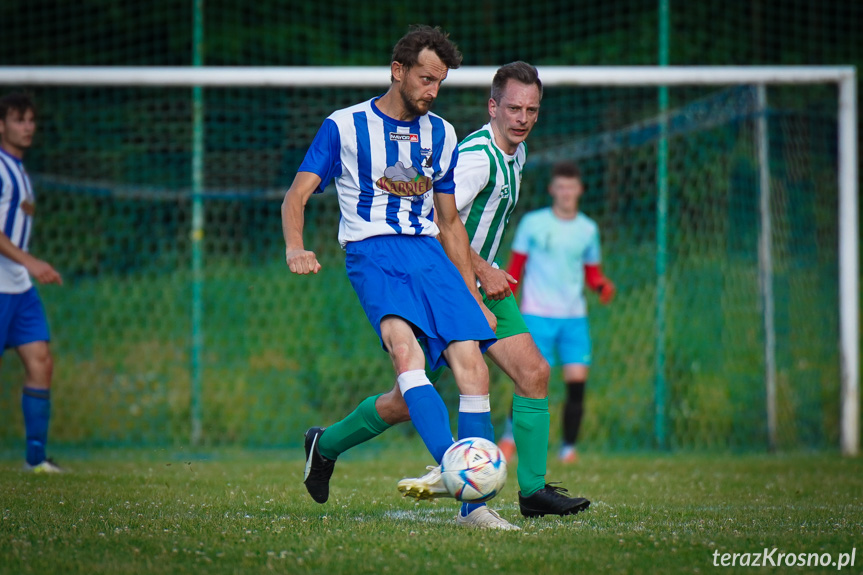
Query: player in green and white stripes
[[404, 61, 591, 518], [455, 123, 524, 266]]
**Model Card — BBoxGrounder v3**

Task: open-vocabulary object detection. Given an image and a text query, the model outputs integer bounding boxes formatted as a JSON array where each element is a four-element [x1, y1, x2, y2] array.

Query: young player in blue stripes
[[0, 93, 64, 473], [282, 26, 516, 530]]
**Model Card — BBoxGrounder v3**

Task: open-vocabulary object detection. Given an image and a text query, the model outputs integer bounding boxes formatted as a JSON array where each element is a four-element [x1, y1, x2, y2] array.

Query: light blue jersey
[[0, 147, 34, 293], [299, 97, 459, 247], [511, 207, 601, 318]]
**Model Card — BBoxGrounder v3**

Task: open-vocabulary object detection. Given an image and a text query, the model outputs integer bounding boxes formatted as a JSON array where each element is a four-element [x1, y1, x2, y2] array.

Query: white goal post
[[0, 65, 857, 456]]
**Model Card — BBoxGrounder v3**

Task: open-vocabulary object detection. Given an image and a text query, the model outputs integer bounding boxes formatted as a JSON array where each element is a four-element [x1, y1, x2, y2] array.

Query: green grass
[[2, 450, 861, 575]]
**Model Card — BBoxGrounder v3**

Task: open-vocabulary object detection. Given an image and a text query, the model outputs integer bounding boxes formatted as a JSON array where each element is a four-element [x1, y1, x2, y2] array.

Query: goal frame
[[0, 65, 856, 455]]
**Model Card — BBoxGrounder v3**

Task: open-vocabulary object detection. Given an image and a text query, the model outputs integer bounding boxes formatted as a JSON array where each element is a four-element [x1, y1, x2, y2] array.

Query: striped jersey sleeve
[[453, 124, 526, 265]]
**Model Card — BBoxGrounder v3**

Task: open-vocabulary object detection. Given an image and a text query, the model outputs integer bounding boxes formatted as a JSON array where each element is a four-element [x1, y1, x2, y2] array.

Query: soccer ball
[[440, 437, 507, 503]]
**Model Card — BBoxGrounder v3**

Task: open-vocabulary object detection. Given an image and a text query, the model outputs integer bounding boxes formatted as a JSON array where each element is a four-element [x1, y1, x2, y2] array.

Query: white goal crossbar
[[0, 65, 857, 455]]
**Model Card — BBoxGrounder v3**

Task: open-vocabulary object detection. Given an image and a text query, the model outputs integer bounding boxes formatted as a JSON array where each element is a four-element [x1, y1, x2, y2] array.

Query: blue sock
[[458, 397, 494, 517], [458, 410, 494, 442], [402, 384, 452, 464], [22, 387, 51, 466]]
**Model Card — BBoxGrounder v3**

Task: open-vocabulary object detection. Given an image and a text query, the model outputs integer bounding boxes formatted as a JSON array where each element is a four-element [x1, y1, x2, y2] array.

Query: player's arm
[[471, 250, 516, 301], [584, 263, 615, 304], [583, 224, 614, 304], [435, 192, 497, 331], [0, 232, 62, 285], [453, 150, 514, 301], [281, 171, 323, 275]]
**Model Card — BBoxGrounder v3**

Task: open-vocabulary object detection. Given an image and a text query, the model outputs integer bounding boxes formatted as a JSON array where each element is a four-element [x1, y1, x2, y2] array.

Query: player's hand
[[477, 266, 515, 301], [26, 259, 62, 286], [480, 301, 497, 332], [285, 248, 322, 275], [599, 280, 616, 304]]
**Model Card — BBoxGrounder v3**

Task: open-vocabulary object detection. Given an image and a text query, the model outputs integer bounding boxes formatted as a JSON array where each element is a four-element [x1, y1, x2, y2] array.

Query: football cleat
[[456, 506, 521, 530], [559, 445, 579, 464], [26, 458, 65, 474], [397, 465, 451, 500], [519, 483, 590, 517], [303, 427, 336, 504]]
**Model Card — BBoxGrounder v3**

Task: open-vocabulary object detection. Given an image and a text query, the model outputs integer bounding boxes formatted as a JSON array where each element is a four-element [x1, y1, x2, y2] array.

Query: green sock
[[512, 394, 549, 497], [318, 394, 393, 460]]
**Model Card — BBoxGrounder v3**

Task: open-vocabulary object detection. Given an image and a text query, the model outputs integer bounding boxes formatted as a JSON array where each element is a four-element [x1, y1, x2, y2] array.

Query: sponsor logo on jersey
[[389, 132, 419, 142], [376, 160, 432, 197], [421, 147, 433, 168]]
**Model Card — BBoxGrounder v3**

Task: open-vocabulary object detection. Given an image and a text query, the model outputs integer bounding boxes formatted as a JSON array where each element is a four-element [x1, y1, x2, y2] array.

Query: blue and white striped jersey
[[0, 147, 34, 293], [299, 97, 459, 247]]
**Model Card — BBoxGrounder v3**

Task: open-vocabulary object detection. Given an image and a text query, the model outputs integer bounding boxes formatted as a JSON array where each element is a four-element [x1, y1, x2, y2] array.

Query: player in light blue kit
[[0, 93, 64, 473], [506, 161, 616, 463], [281, 26, 517, 530]]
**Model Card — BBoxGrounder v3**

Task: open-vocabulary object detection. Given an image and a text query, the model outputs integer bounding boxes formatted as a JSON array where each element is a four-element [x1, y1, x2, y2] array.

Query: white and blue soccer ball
[[440, 437, 508, 503]]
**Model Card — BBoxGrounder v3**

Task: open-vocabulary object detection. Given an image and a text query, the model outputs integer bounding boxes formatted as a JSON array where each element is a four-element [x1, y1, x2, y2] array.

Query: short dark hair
[[0, 92, 36, 121], [391, 25, 462, 80], [491, 61, 543, 103], [551, 161, 582, 180]]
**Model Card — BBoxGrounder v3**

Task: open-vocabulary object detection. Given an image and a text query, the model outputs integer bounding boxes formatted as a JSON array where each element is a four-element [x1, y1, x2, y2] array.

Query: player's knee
[[514, 356, 549, 398], [25, 349, 53, 387]]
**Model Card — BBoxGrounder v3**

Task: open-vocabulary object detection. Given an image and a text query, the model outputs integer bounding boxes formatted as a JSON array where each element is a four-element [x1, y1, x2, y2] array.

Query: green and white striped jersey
[[453, 123, 527, 265]]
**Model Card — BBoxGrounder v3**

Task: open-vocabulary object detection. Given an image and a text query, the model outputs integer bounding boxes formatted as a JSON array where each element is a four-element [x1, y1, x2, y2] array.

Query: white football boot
[[456, 506, 520, 531], [397, 465, 451, 500]]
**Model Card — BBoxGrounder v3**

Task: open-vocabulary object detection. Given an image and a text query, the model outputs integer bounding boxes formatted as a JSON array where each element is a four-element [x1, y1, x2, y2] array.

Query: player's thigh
[[558, 317, 591, 374], [487, 332, 549, 399]]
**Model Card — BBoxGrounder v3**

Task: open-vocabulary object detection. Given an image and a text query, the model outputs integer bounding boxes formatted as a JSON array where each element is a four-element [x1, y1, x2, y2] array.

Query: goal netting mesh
[[0, 80, 842, 451], [0, 0, 856, 451]]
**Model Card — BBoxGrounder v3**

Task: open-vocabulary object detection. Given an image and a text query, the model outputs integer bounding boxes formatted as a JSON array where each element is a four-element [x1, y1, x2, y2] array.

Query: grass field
[[1, 449, 861, 575]]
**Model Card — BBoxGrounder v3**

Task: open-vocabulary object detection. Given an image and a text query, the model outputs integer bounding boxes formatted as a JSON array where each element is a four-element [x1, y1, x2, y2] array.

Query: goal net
[[0, 66, 856, 454]]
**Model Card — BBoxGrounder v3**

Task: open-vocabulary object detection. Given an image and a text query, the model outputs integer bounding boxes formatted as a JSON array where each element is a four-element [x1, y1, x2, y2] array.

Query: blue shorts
[[522, 315, 591, 367], [0, 287, 51, 353], [346, 235, 496, 371]]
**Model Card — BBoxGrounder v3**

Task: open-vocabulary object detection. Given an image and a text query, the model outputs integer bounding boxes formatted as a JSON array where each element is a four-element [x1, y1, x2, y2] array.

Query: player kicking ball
[[283, 26, 520, 530]]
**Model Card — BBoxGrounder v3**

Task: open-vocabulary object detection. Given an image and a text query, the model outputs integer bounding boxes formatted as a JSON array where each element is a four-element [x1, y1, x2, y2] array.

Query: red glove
[[506, 251, 527, 294], [584, 264, 615, 304]]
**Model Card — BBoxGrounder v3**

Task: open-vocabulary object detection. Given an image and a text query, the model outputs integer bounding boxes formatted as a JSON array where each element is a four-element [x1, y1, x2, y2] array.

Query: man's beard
[[399, 85, 431, 118]]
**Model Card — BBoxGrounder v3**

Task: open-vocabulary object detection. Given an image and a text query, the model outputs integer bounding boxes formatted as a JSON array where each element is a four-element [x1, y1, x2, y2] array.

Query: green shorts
[[426, 291, 528, 383], [483, 291, 529, 340]]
